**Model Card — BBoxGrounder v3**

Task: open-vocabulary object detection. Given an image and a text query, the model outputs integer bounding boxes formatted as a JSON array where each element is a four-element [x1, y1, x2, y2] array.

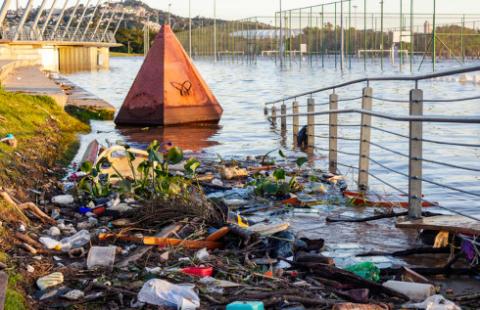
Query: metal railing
[[264, 65, 480, 221], [0, 27, 116, 43]]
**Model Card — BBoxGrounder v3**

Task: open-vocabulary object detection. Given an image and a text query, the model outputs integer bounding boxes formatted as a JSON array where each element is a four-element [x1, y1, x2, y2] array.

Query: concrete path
[[2, 66, 67, 106]]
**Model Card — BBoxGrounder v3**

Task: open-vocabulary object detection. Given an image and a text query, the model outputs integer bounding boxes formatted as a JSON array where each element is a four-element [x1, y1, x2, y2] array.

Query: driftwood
[[0, 191, 55, 225], [327, 211, 439, 223], [382, 267, 476, 277], [356, 247, 449, 257], [15, 232, 43, 249], [227, 224, 259, 245]]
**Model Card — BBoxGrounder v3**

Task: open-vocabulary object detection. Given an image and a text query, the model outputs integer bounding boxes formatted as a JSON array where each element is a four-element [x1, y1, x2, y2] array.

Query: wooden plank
[[396, 215, 480, 235], [0, 271, 8, 310]]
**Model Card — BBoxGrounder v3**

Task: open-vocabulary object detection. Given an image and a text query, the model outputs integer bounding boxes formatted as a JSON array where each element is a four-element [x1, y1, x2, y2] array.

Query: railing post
[[292, 101, 299, 147], [329, 92, 338, 174], [358, 87, 373, 191], [307, 97, 315, 151], [409, 88, 423, 219], [271, 106, 277, 125], [281, 103, 287, 131]]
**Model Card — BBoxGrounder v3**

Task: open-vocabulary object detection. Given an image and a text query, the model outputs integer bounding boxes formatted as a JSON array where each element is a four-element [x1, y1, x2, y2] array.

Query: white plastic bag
[[403, 294, 461, 310], [137, 279, 200, 309]]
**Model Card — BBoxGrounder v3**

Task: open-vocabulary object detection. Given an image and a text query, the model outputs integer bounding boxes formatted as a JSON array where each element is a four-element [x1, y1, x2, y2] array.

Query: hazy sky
[[10, 1, 480, 21], [145, 0, 477, 20]]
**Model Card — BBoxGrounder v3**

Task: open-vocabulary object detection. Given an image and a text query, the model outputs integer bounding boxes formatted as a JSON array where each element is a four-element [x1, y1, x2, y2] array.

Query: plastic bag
[[137, 279, 200, 309], [345, 262, 380, 282], [403, 294, 461, 310]]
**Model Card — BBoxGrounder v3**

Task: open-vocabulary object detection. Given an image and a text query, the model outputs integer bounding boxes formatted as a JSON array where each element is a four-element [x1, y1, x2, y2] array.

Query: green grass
[[0, 89, 89, 187], [110, 51, 143, 57], [4, 271, 26, 310], [65, 105, 115, 123]]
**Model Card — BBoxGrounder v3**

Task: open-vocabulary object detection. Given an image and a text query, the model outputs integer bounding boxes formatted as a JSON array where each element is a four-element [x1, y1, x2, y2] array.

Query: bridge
[[0, 0, 124, 73]]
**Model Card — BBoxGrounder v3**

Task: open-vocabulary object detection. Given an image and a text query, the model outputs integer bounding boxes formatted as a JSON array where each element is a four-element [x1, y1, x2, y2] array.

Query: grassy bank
[[0, 89, 89, 190], [0, 89, 89, 309], [110, 51, 143, 57]]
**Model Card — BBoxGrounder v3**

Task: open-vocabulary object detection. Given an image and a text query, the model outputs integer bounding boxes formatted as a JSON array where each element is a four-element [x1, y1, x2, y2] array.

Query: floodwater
[[66, 56, 480, 222]]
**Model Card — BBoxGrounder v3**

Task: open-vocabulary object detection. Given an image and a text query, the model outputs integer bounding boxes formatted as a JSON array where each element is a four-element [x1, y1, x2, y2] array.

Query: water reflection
[[117, 123, 220, 151]]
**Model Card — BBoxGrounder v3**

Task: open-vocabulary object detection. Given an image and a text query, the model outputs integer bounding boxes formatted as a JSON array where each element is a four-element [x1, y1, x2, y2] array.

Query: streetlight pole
[[279, 0, 283, 68], [168, 3, 172, 25], [214, 0, 217, 62], [189, 0, 192, 56]]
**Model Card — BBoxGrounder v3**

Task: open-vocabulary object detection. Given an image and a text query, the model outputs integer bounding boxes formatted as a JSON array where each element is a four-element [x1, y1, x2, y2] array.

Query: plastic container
[[87, 246, 117, 270], [181, 266, 213, 278], [226, 301, 265, 310], [382, 280, 435, 302]]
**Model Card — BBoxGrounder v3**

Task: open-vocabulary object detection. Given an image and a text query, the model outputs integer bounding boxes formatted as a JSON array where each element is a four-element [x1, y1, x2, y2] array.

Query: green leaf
[[148, 149, 163, 163], [80, 161, 93, 173], [184, 157, 200, 176], [296, 157, 308, 167], [147, 140, 160, 152], [91, 168, 99, 178], [273, 168, 286, 181], [278, 149, 286, 158], [168, 182, 181, 195], [126, 150, 136, 162], [166, 146, 184, 164], [264, 182, 279, 195]]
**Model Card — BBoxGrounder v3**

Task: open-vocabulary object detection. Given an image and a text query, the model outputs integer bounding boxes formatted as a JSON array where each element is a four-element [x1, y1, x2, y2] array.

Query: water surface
[[66, 56, 480, 218]]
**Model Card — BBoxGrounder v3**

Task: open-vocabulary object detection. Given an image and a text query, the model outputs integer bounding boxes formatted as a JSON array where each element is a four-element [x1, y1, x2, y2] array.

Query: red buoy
[[115, 25, 223, 126]]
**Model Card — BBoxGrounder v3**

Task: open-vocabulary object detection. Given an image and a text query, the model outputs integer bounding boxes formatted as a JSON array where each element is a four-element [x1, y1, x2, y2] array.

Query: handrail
[[265, 65, 480, 105], [265, 73, 480, 221], [275, 109, 480, 123]]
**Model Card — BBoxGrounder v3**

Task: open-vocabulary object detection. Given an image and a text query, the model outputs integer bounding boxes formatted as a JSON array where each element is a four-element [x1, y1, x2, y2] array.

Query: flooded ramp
[[115, 25, 223, 126]]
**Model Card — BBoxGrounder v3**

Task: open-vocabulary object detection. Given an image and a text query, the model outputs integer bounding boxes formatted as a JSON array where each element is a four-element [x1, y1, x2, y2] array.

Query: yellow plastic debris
[[433, 231, 449, 248]]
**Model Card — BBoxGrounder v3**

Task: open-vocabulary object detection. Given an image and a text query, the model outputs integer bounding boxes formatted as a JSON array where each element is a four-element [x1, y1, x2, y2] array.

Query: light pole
[[168, 3, 172, 25], [213, 0, 217, 62], [189, 0, 192, 56], [279, 0, 283, 68]]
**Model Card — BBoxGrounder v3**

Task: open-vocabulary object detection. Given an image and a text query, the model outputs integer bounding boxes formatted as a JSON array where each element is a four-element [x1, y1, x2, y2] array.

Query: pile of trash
[[0, 141, 470, 309]]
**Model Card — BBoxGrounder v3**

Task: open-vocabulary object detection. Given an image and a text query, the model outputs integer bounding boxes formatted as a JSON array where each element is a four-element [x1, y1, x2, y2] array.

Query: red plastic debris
[[181, 266, 214, 277]]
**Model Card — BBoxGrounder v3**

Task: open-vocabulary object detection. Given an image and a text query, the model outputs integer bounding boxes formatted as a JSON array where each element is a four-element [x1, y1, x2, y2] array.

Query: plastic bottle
[[382, 280, 435, 302], [59, 230, 91, 252]]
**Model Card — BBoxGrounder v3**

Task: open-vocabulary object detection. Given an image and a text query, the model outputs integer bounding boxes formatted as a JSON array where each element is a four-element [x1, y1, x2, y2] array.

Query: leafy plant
[[249, 150, 307, 198], [77, 141, 199, 201], [77, 158, 112, 198]]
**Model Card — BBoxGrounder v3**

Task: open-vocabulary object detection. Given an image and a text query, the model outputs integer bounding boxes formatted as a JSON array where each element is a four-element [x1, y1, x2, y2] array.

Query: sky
[[8, 0, 480, 21], [145, 0, 478, 20]]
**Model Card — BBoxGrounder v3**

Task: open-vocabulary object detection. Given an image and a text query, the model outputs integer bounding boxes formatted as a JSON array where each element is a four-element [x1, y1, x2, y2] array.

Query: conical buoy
[[115, 25, 223, 126]]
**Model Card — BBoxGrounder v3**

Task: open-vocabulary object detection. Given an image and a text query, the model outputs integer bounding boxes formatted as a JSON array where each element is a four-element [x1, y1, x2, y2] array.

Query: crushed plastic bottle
[[58, 230, 91, 252]]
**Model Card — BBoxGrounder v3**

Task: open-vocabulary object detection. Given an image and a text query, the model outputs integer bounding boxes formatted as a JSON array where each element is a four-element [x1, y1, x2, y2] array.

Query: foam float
[[115, 25, 223, 126]]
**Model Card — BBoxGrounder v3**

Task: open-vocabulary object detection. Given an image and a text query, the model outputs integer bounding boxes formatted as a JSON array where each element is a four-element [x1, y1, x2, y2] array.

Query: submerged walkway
[[0, 62, 115, 118], [2, 66, 67, 106]]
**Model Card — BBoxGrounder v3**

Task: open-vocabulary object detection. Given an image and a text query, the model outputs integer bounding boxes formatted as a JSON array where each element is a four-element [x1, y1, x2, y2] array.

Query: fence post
[[281, 103, 287, 131], [329, 92, 338, 174], [292, 100, 299, 147], [307, 97, 315, 151], [358, 87, 373, 191], [409, 88, 423, 219], [271, 105, 277, 125]]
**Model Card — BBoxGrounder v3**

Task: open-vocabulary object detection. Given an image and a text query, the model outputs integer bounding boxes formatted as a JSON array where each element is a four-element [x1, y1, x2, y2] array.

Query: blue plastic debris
[[226, 301, 265, 310]]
